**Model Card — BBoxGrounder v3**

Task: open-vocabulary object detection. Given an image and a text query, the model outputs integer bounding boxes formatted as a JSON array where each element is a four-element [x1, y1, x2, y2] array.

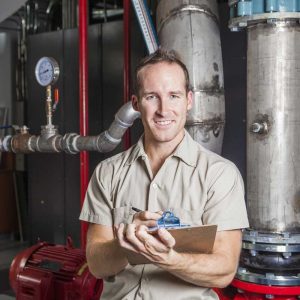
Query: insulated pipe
[[123, 0, 131, 150], [0, 102, 140, 154], [64, 102, 140, 153], [79, 0, 89, 248], [156, 0, 225, 154]]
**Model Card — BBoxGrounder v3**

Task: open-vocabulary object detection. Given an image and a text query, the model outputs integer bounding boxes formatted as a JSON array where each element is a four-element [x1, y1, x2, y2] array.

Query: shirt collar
[[126, 135, 147, 165], [126, 130, 198, 167], [171, 130, 198, 167]]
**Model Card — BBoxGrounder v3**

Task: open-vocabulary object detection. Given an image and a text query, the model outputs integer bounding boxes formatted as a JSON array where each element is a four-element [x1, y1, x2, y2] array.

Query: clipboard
[[125, 224, 217, 265]]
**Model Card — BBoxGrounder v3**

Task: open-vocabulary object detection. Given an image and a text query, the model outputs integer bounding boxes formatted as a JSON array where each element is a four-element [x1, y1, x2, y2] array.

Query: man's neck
[[143, 132, 185, 177]]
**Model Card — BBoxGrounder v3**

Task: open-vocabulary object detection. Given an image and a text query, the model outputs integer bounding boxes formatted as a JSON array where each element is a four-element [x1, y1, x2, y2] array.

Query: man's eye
[[146, 95, 157, 100], [170, 94, 179, 99]]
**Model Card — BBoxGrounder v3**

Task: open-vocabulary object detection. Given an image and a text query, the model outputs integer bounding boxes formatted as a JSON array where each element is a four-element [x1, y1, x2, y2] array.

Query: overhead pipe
[[79, 0, 89, 248]]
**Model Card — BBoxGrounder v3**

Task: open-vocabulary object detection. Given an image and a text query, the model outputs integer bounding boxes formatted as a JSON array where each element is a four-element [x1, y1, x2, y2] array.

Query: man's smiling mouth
[[155, 120, 173, 126]]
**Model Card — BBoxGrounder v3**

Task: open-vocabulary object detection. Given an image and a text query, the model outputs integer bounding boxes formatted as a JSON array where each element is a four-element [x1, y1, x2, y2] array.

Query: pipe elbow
[[115, 102, 140, 127], [97, 102, 140, 153]]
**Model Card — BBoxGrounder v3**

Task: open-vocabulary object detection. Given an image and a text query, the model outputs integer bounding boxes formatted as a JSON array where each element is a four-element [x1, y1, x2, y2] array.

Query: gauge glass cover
[[35, 57, 59, 86]]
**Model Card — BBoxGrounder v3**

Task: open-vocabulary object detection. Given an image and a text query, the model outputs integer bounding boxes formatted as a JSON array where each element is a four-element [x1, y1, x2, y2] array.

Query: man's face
[[132, 62, 193, 146]]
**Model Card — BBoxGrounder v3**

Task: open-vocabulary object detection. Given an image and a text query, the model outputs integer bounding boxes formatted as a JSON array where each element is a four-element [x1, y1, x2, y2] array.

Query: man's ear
[[187, 91, 193, 111], [132, 95, 139, 111]]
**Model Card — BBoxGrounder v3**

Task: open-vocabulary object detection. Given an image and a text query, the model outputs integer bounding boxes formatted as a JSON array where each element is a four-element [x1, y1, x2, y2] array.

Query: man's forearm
[[158, 251, 237, 288], [87, 239, 128, 278]]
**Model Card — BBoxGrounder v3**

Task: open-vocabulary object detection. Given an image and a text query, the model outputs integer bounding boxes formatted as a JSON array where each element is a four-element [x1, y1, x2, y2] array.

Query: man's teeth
[[156, 120, 172, 125]]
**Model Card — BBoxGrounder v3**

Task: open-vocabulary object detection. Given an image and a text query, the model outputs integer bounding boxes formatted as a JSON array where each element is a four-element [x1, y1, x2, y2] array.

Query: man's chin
[[150, 131, 182, 143]]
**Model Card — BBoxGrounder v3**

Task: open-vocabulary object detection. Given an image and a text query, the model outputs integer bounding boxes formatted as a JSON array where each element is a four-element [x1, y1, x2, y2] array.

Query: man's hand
[[132, 210, 162, 227], [116, 223, 177, 264]]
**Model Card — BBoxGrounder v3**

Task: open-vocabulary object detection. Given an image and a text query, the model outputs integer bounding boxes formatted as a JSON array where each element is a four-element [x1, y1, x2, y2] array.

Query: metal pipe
[[123, 0, 131, 150], [78, 0, 89, 249], [46, 85, 53, 126], [0, 102, 140, 154], [156, 0, 225, 154]]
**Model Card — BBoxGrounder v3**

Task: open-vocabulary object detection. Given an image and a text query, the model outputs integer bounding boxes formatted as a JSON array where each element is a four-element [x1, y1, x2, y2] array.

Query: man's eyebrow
[[142, 91, 157, 96], [169, 90, 184, 95]]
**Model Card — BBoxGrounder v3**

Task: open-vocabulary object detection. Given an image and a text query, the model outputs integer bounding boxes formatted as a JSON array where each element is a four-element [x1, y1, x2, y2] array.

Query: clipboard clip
[[149, 210, 190, 231]]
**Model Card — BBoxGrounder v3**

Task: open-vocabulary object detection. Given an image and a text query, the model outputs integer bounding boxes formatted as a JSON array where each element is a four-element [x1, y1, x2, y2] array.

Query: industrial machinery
[[0, 56, 140, 154], [218, 0, 300, 298], [9, 238, 103, 300]]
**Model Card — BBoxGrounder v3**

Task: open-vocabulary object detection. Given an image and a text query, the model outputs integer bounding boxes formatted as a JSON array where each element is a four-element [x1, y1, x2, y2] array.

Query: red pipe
[[79, 0, 89, 249], [123, 0, 131, 149]]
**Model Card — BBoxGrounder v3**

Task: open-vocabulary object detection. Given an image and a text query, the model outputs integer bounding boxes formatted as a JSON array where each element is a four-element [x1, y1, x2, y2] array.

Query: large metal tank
[[156, 0, 225, 154], [247, 21, 300, 233], [228, 1, 300, 289]]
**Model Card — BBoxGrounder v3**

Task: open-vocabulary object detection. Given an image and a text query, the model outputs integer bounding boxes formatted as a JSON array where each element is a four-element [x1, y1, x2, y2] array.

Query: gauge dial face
[[35, 57, 59, 86]]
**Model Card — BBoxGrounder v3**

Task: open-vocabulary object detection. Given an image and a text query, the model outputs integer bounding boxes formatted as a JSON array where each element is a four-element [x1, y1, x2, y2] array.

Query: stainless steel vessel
[[247, 21, 300, 233], [156, 0, 225, 154]]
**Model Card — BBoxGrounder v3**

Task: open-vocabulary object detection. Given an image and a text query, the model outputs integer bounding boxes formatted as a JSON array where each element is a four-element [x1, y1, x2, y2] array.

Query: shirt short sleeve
[[79, 162, 114, 226], [203, 161, 249, 231]]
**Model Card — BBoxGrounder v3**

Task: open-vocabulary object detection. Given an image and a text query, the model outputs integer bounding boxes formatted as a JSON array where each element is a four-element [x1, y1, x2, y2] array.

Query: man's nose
[[156, 98, 169, 116]]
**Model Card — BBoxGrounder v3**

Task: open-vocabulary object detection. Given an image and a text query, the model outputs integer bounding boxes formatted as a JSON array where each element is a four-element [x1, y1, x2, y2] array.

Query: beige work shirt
[[80, 131, 249, 300]]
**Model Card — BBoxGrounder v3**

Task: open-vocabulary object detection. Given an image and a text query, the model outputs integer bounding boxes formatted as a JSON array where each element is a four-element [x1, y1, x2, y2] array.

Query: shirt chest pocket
[[112, 205, 135, 225], [171, 207, 204, 226]]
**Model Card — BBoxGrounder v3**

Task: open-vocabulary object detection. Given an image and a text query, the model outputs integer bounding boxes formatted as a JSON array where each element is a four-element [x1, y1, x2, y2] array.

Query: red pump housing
[[9, 238, 103, 300]]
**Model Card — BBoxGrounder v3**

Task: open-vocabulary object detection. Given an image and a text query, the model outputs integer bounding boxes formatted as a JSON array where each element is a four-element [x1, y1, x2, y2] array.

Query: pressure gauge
[[35, 57, 60, 86]]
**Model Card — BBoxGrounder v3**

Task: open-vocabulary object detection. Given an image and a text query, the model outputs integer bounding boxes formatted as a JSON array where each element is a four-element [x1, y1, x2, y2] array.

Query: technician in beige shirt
[[80, 49, 249, 300]]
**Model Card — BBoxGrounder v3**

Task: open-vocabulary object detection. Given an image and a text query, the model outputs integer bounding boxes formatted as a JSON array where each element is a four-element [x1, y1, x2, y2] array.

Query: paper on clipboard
[[125, 224, 218, 265]]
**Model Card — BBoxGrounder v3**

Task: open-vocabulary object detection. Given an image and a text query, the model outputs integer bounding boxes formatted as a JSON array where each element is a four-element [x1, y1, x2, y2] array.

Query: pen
[[131, 207, 142, 212]]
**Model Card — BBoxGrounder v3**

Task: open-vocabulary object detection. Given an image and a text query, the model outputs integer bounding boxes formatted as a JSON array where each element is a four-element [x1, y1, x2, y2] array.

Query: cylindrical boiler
[[247, 21, 300, 233], [228, 1, 300, 288], [156, 0, 225, 154]]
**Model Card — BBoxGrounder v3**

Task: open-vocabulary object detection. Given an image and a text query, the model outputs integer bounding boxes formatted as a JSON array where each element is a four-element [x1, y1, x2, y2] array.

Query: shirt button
[[152, 183, 158, 189], [141, 156, 146, 160]]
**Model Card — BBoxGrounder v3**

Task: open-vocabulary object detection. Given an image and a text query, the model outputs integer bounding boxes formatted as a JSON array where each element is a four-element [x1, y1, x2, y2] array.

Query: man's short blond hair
[[134, 49, 191, 97]]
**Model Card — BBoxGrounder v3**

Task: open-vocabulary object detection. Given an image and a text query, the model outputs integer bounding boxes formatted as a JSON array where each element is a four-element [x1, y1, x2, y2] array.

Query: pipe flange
[[228, 1, 300, 31], [157, 4, 219, 33], [243, 229, 300, 244], [236, 267, 300, 286], [242, 241, 300, 253], [62, 133, 79, 154]]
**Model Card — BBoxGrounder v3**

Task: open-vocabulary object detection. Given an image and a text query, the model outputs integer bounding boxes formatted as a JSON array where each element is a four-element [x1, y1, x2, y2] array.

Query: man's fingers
[[136, 226, 170, 253], [133, 219, 157, 227], [157, 228, 176, 248], [116, 223, 138, 253], [133, 211, 162, 222], [124, 224, 145, 251]]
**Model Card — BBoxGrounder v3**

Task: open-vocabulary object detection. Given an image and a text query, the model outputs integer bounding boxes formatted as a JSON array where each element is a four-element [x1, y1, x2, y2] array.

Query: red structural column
[[79, 0, 89, 248], [123, 0, 131, 149]]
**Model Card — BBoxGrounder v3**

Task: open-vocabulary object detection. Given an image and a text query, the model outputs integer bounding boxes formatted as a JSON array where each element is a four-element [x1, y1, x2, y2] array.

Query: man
[[80, 49, 249, 299]]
